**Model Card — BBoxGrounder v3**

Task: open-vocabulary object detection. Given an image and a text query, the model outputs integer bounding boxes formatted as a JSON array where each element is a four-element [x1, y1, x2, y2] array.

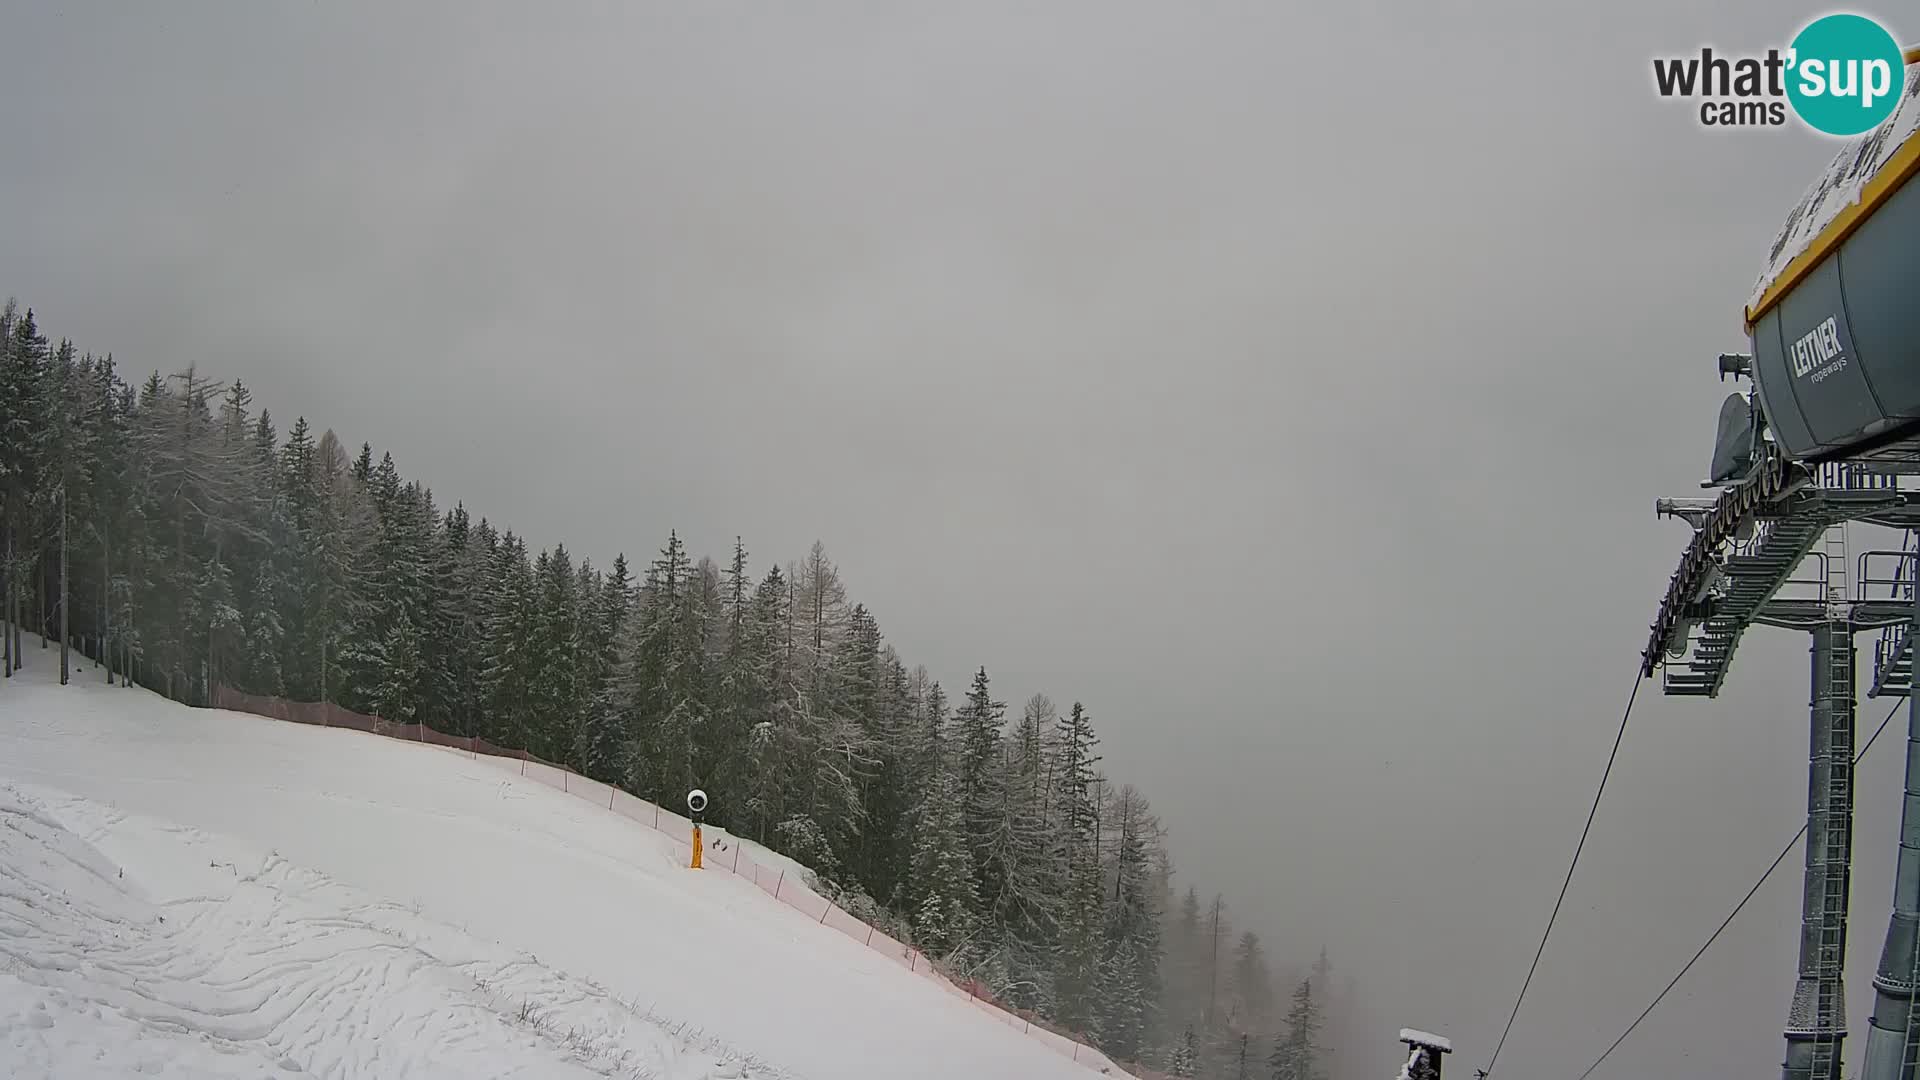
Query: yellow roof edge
[[1744, 127, 1920, 331], [1744, 48, 1920, 330]]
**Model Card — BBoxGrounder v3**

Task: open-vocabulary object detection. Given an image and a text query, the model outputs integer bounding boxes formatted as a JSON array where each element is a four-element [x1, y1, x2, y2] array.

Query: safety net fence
[[211, 686, 1165, 1078]]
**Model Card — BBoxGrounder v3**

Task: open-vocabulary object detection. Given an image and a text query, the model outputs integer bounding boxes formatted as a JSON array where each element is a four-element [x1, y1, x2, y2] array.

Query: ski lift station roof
[[1744, 48, 1920, 463], [1399, 1029, 1453, 1053]]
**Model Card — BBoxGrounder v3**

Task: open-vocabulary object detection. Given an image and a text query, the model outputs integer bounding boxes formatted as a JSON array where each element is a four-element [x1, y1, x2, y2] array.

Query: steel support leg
[[1785, 622, 1855, 1080], [1863, 591, 1920, 1080]]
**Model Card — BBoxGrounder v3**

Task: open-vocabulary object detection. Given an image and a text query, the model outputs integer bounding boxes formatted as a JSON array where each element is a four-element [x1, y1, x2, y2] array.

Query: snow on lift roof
[[1748, 56, 1920, 319], [1399, 1029, 1453, 1053]]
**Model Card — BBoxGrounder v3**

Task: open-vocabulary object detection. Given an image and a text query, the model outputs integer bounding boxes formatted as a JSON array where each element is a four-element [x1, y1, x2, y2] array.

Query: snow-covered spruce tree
[[480, 531, 536, 744], [951, 667, 1009, 938], [909, 765, 978, 961], [1268, 978, 1325, 1080], [189, 552, 243, 702], [1, 306, 51, 671], [975, 702, 1065, 1015], [135, 366, 269, 700], [341, 463, 436, 716], [1096, 784, 1162, 1062], [206, 379, 270, 696], [1230, 931, 1276, 1046], [242, 414, 290, 696], [839, 604, 917, 902], [918, 678, 949, 786], [780, 541, 869, 887], [370, 615, 423, 723], [304, 428, 375, 706], [406, 492, 461, 733], [1049, 701, 1104, 1034], [684, 556, 723, 800], [1097, 938, 1150, 1064], [272, 417, 319, 697], [1169, 1027, 1199, 1079], [79, 353, 133, 685], [34, 340, 86, 674], [859, 647, 920, 907], [443, 507, 494, 737], [705, 538, 756, 824], [576, 552, 633, 782], [526, 544, 584, 763], [739, 564, 791, 843], [623, 531, 698, 801]]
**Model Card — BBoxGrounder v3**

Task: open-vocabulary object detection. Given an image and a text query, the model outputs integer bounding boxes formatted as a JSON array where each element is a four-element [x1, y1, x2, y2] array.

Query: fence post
[[731, 843, 741, 873], [819, 902, 829, 925], [609, 787, 615, 811], [774, 869, 783, 900], [865, 924, 874, 946]]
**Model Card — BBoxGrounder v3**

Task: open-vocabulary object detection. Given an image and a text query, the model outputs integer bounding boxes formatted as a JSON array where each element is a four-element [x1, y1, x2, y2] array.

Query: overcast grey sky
[[4, 1, 1907, 1075]]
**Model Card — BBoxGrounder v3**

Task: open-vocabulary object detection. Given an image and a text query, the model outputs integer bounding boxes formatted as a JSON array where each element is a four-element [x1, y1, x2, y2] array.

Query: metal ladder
[[1904, 971, 1920, 1079], [1828, 524, 1853, 618], [1812, 523, 1854, 1080], [1811, 625, 1855, 1080], [1872, 531, 1918, 697], [1902, 529, 1920, 1079]]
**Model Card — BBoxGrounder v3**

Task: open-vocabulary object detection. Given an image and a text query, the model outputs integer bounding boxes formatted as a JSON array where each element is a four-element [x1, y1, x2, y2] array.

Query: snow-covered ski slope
[[0, 784, 779, 1079], [0, 662, 1117, 1079]]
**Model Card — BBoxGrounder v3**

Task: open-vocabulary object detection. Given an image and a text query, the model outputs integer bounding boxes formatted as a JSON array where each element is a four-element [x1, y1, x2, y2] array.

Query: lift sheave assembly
[[1643, 53, 1920, 1080]]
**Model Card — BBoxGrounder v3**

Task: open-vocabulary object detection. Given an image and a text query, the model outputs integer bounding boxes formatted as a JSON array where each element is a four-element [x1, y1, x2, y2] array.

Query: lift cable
[[1484, 672, 1645, 1077], [1572, 695, 1906, 1080]]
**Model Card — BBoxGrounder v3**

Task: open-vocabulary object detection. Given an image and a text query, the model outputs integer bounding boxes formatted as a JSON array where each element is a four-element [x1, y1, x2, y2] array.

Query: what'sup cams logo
[[1653, 13, 1907, 135]]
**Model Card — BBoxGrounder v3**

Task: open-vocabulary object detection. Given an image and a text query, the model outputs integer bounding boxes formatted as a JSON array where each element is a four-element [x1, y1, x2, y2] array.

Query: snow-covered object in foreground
[[1399, 1028, 1452, 1053], [0, 663, 1111, 1080], [1749, 74, 1920, 311], [1395, 1046, 1427, 1080]]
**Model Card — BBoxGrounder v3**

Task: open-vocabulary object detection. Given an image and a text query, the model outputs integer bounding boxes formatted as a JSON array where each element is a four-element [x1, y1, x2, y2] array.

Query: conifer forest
[[0, 300, 1370, 1077]]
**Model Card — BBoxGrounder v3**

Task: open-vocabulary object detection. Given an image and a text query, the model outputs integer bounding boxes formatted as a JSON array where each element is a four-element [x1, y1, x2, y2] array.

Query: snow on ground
[[697, 826, 821, 903], [0, 783, 772, 1079], [0, 659, 1109, 1080]]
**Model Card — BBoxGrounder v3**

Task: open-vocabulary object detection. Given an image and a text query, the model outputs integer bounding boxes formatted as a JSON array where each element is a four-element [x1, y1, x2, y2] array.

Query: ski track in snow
[[0, 784, 783, 1080], [0, 663, 1114, 1080]]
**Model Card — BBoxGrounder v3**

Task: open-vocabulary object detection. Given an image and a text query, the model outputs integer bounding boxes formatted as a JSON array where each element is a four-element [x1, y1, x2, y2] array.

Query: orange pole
[[691, 823, 703, 869]]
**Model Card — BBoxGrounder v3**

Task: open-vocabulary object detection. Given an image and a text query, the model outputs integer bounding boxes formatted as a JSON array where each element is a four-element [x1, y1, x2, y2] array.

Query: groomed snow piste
[[0, 660, 1113, 1080]]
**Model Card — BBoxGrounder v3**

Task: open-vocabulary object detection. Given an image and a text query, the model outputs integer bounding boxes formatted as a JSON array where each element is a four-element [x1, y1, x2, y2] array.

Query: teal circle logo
[[1786, 14, 1906, 136]]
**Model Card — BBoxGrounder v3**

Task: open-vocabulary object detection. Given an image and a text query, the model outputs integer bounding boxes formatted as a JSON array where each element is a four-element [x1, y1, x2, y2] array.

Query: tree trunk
[[5, 521, 17, 675], [3, 521, 12, 676], [59, 491, 69, 685], [38, 536, 48, 647], [99, 525, 109, 677], [122, 560, 134, 688]]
